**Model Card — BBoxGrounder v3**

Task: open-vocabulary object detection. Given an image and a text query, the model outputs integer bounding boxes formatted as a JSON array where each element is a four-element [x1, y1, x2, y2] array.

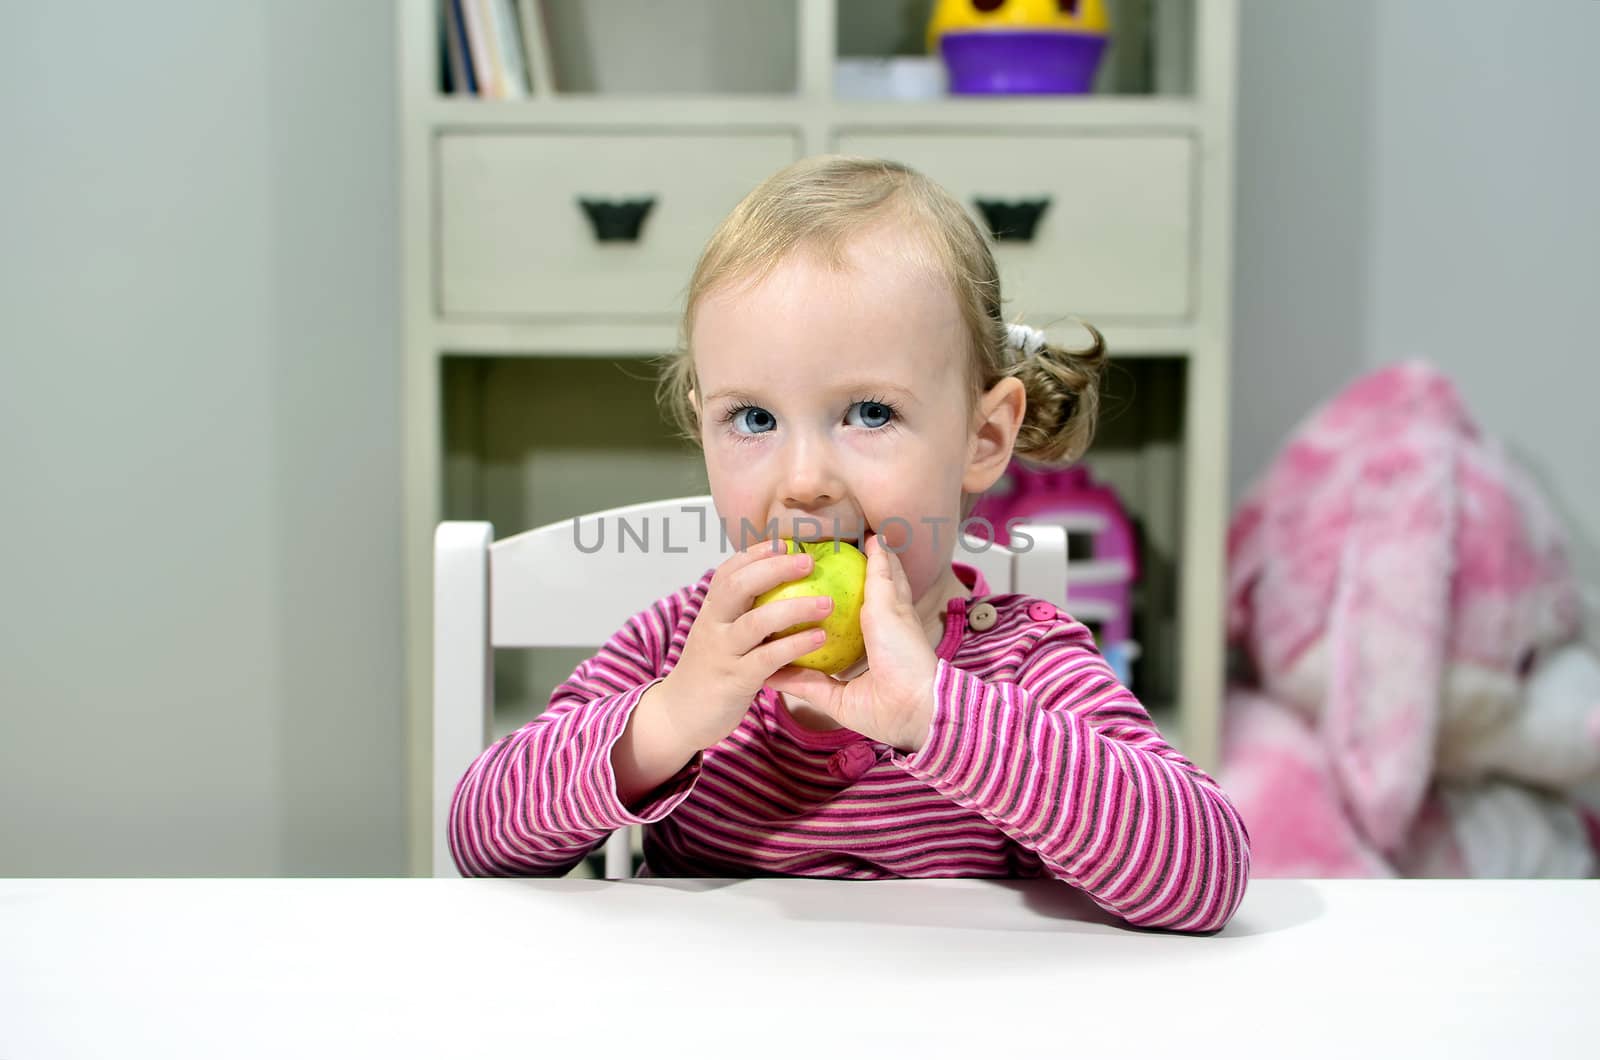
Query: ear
[[1322, 423, 1456, 854], [963, 377, 1026, 494]]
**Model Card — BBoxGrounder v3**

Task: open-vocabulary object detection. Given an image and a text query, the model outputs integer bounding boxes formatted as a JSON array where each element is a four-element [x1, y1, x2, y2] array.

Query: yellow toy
[[927, 0, 1111, 95]]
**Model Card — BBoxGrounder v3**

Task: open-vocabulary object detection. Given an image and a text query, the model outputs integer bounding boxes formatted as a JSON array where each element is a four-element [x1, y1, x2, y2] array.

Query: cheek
[[872, 508, 959, 597], [704, 450, 764, 521], [897, 544, 956, 606], [708, 471, 753, 510], [702, 438, 747, 484]]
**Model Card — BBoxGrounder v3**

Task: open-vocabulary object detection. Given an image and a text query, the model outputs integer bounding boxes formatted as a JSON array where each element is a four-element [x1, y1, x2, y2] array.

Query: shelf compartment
[[835, 0, 1196, 100], [434, 1, 1198, 104], [442, 355, 709, 712], [1070, 354, 1188, 709], [441, 0, 802, 98]]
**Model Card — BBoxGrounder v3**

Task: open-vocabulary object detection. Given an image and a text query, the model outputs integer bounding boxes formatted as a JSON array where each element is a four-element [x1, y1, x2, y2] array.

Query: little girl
[[449, 156, 1250, 932]]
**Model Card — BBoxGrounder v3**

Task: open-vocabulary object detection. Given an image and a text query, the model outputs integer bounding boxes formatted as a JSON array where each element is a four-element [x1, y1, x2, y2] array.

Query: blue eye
[[729, 404, 776, 435], [846, 400, 896, 429]]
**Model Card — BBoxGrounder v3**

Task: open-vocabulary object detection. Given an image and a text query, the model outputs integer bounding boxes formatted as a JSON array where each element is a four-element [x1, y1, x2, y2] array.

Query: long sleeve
[[448, 585, 705, 877], [892, 622, 1251, 932]]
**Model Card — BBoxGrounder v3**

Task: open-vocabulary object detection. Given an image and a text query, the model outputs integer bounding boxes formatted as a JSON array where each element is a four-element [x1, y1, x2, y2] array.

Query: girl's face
[[690, 226, 1021, 609]]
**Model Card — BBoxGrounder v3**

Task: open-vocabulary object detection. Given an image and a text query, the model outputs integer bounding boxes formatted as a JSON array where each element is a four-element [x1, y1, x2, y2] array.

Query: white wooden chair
[[433, 495, 1068, 879]]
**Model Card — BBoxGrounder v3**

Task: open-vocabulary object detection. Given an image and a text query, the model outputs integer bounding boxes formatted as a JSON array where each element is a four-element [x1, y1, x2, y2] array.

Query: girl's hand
[[656, 541, 834, 753], [766, 534, 939, 752]]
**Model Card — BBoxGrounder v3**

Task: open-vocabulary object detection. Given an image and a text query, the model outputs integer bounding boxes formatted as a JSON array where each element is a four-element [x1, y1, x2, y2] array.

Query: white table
[[2, 877, 1596, 1058]]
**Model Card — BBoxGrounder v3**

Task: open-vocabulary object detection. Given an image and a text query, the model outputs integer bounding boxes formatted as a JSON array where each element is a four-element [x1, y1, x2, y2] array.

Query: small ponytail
[[1005, 320, 1106, 465]]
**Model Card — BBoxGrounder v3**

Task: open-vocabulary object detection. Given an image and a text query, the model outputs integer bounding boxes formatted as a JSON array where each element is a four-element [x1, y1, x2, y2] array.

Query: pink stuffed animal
[[1223, 361, 1600, 877]]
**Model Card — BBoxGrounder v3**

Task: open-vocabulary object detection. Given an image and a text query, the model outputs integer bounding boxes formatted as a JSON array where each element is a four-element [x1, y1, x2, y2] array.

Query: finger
[[881, 539, 915, 606], [706, 544, 810, 621], [748, 627, 828, 677], [728, 548, 815, 608], [864, 534, 897, 605], [707, 538, 787, 595], [733, 594, 832, 650], [858, 537, 919, 648], [765, 666, 845, 719], [722, 536, 791, 571]]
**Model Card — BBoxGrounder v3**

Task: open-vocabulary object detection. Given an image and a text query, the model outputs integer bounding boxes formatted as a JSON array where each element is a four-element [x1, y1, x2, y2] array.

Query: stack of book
[[441, 0, 544, 98]]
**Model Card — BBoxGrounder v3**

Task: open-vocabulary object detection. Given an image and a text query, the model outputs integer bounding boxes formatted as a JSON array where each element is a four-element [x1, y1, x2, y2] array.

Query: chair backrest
[[432, 495, 1068, 879]]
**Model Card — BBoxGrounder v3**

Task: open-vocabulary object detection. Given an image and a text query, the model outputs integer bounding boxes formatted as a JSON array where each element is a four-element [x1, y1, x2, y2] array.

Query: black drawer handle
[[578, 197, 656, 242], [974, 197, 1051, 242]]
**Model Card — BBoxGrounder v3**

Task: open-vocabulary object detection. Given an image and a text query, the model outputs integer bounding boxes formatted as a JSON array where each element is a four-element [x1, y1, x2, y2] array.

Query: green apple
[[753, 538, 868, 674]]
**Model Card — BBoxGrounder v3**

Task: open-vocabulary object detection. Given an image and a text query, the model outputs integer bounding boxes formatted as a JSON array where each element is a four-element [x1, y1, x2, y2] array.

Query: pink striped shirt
[[450, 562, 1251, 932]]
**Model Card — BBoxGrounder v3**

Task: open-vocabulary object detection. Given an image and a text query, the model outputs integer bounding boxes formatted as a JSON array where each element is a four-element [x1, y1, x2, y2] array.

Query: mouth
[[851, 527, 877, 553], [784, 525, 871, 553]]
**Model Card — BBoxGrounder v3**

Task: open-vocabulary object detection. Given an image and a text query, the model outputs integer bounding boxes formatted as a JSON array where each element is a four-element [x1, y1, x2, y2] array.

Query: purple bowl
[[940, 30, 1108, 95]]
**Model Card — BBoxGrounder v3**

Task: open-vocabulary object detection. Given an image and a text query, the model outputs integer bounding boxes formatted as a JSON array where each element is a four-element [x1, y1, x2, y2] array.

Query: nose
[[780, 430, 845, 511]]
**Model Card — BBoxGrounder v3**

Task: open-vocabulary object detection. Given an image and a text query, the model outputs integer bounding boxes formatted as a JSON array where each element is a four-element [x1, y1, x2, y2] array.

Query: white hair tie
[[1005, 323, 1048, 358]]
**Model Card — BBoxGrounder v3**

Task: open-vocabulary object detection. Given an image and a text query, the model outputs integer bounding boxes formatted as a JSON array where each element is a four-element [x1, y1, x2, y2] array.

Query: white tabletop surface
[[2, 876, 1597, 1059]]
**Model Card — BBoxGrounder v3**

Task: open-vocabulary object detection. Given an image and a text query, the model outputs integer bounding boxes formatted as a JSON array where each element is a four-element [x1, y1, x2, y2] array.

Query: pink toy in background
[[1223, 360, 1600, 878], [974, 462, 1141, 684]]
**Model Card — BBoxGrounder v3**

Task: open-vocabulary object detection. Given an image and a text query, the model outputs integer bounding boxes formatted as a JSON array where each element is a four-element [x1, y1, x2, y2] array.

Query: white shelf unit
[[400, 0, 1238, 875]]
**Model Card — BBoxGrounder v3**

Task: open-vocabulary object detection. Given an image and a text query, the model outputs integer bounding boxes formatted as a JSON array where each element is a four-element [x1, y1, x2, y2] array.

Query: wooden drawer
[[437, 132, 801, 320], [833, 132, 1194, 322]]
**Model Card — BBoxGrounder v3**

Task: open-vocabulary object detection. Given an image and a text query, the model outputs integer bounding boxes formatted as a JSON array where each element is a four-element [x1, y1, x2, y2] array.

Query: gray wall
[[1232, 0, 1600, 624], [0, 1, 405, 875]]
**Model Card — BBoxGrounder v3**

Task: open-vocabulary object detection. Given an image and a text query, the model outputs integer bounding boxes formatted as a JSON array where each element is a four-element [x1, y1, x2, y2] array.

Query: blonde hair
[[657, 155, 1105, 466]]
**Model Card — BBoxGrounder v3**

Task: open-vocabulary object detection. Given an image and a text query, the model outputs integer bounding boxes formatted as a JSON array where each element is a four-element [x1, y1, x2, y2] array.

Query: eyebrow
[[702, 380, 920, 406]]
